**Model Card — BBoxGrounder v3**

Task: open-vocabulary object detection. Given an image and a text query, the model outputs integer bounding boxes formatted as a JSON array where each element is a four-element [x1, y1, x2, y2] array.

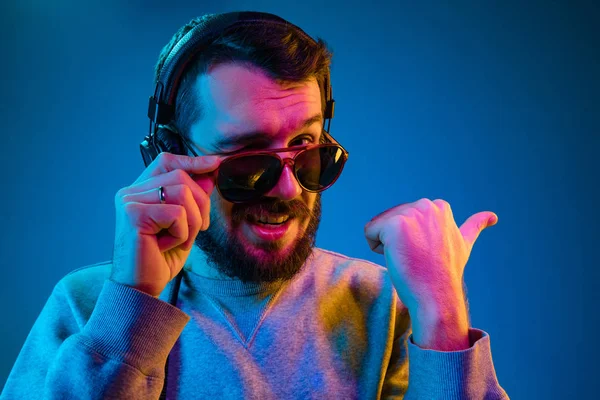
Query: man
[[2, 12, 509, 399]]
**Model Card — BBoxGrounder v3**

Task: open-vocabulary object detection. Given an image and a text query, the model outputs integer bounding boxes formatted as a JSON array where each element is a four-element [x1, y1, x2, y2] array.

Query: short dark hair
[[154, 14, 333, 141]]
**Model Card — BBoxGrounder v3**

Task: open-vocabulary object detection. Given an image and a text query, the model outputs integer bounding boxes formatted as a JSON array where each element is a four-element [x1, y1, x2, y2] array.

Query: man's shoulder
[[304, 248, 404, 314], [310, 247, 393, 293], [312, 247, 386, 272]]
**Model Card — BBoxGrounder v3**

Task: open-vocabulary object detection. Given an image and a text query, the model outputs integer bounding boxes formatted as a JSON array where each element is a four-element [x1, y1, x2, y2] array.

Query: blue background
[[0, 0, 597, 398]]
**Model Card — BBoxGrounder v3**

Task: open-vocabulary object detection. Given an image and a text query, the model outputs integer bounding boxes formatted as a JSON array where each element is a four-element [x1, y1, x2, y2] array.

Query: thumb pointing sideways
[[459, 211, 498, 253]]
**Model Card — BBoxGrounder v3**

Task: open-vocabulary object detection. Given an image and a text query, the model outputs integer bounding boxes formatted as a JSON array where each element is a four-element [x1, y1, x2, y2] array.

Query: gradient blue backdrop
[[1, 1, 597, 398]]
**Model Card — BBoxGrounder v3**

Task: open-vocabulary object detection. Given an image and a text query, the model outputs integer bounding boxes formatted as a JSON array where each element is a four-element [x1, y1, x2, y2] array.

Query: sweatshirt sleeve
[[1, 279, 190, 400], [383, 326, 509, 399]]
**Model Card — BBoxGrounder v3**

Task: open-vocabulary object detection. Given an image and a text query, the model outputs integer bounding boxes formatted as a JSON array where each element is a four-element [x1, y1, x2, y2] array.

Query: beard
[[193, 194, 322, 283]]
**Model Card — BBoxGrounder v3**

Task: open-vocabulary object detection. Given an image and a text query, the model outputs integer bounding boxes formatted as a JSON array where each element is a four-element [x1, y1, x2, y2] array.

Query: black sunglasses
[[178, 130, 349, 203]]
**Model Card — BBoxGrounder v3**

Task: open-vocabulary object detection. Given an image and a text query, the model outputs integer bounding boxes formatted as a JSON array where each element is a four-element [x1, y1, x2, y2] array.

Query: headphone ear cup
[[140, 127, 186, 167], [155, 127, 186, 156]]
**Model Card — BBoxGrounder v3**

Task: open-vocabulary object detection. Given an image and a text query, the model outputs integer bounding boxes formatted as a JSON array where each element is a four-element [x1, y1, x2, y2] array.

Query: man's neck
[[187, 246, 236, 280]]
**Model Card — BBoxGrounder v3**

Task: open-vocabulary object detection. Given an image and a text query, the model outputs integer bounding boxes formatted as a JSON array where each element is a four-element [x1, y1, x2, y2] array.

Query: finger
[[364, 214, 408, 255], [124, 202, 189, 252], [364, 220, 383, 254], [367, 238, 385, 255], [364, 200, 425, 254], [365, 202, 413, 228], [122, 169, 212, 231], [459, 211, 498, 253], [365, 197, 437, 229], [121, 184, 203, 250], [190, 172, 219, 198], [432, 198, 457, 226], [432, 199, 451, 214], [135, 152, 222, 185]]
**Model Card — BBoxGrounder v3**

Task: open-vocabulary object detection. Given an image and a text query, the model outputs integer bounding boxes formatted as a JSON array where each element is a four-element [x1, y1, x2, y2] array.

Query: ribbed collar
[[183, 268, 287, 298]]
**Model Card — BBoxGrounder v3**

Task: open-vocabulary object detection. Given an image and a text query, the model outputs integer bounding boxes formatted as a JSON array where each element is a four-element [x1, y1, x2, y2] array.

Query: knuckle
[[174, 204, 187, 220], [433, 199, 450, 209], [120, 189, 139, 204], [114, 189, 125, 205], [115, 186, 132, 203], [173, 184, 195, 207], [178, 183, 193, 199], [180, 169, 197, 186], [399, 209, 417, 221], [390, 214, 406, 226], [172, 168, 189, 183], [156, 152, 172, 165], [120, 193, 133, 204]]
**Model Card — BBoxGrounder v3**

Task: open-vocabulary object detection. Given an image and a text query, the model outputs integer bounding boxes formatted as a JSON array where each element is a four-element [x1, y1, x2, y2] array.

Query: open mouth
[[244, 213, 295, 241], [247, 213, 291, 225]]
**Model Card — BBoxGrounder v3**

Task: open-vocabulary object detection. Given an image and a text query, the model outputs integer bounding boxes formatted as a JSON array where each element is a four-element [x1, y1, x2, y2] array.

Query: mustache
[[231, 198, 311, 223]]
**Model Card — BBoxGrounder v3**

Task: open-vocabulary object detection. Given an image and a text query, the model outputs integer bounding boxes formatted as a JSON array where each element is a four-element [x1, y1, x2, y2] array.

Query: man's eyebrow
[[215, 113, 323, 149]]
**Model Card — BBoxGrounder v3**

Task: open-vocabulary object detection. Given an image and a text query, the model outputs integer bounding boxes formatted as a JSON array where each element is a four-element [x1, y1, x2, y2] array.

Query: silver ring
[[158, 186, 166, 204]]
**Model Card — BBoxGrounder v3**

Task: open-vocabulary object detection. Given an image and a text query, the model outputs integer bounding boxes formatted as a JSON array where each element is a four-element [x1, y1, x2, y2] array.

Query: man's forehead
[[202, 62, 319, 107], [189, 63, 322, 149]]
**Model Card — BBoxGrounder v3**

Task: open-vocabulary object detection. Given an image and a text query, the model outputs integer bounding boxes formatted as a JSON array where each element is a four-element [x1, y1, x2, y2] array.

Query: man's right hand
[[110, 152, 221, 298]]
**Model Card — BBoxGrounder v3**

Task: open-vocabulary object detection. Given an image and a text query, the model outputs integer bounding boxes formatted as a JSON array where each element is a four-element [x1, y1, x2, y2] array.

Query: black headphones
[[140, 11, 336, 168]]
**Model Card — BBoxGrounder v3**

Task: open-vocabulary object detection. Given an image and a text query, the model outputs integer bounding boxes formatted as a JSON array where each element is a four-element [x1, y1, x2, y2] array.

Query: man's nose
[[264, 161, 302, 201]]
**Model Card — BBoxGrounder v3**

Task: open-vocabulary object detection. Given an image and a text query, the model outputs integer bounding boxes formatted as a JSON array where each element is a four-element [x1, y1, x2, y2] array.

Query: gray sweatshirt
[[1, 248, 509, 399]]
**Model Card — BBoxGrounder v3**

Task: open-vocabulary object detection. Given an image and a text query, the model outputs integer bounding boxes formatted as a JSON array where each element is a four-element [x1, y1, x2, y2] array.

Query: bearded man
[[2, 12, 508, 399]]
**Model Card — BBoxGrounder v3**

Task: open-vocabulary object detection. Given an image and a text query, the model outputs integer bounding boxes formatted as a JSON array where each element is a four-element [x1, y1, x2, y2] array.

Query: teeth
[[255, 214, 290, 224]]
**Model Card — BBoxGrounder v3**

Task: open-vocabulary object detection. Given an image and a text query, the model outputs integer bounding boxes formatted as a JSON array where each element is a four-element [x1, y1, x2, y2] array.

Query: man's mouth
[[243, 212, 296, 242], [247, 212, 292, 225]]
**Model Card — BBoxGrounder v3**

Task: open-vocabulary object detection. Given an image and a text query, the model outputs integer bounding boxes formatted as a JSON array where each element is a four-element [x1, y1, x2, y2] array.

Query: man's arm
[[381, 298, 509, 399], [1, 279, 189, 399]]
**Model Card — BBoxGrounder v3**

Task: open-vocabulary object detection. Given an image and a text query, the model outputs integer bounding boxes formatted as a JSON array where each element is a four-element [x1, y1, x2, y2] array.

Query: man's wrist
[[410, 300, 471, 351]]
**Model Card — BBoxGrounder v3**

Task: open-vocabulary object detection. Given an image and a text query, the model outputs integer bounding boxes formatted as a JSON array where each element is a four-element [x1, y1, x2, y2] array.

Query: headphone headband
[[148, 11, 334, 132]]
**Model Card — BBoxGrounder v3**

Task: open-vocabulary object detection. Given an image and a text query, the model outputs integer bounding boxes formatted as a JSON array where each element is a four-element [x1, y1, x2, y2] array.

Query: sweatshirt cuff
[[406, 328, 508, 399], [80, 279, 191, 376]]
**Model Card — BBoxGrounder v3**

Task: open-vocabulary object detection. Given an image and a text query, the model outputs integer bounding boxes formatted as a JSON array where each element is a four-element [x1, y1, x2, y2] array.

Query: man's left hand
[[364, 198, 498, 351]]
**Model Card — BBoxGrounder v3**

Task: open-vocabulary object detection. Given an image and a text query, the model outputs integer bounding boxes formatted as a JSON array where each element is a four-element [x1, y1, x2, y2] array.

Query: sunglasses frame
[[177, 129, 349, 203]]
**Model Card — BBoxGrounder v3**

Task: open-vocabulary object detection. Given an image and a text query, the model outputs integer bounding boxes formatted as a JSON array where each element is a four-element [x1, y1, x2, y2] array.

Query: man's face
[[188, 62, 324, 282]]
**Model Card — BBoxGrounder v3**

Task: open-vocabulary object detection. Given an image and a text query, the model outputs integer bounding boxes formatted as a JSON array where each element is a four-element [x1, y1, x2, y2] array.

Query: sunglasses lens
[[296, 146, 346, 191], [217, 155, 281, 202]]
